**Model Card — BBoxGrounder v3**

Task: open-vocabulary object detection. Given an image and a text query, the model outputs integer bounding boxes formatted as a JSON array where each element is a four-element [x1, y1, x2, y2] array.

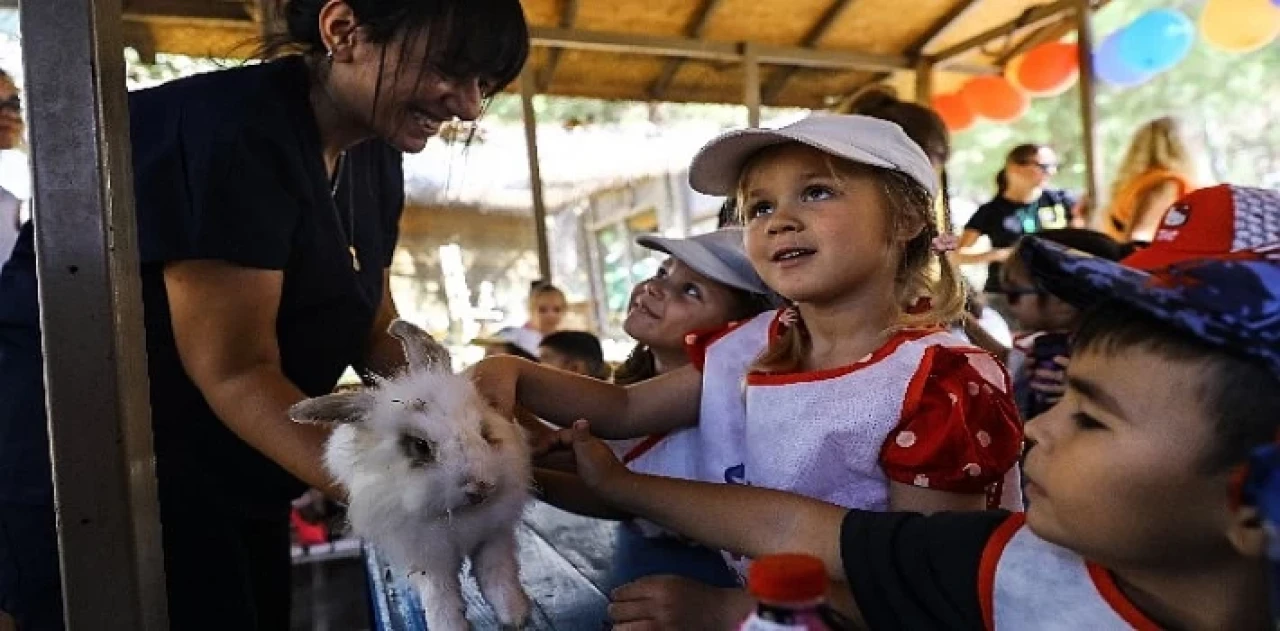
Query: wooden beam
[[917, 0, 987, 53], [539, 0, 580, 93], [914, 57, 935, 104], [21, 0, 169, 628], [648, 0, 725, 100], [743, 42, 760, 126], [530, 26, 741, 63], [994, 0, 1110, 65], [761, 0, 859, 104], [1075, 0, 1101, 215], [803, 0, 985, 108], [124, 0, 252, 22], [934, 0, 1074, 62], [519, 71, 553, 283]]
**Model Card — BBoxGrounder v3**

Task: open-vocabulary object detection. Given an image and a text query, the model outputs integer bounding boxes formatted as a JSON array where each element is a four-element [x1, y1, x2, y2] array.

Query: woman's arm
[[165, 260, 341, 498], [470, 356, 701, 439], [952, 228, 1012, 266], [1126, 180, 1181, 242], [357, 269, 409, 379]]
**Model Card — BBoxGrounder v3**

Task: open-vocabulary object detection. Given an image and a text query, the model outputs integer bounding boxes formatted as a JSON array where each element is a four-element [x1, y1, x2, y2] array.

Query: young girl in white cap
[[475, 114, 1022, 626]]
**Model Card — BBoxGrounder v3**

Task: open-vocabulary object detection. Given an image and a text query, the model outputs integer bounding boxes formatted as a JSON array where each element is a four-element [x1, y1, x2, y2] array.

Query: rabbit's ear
[[289, 392, 375, 425], [388, 319, 452, 373]]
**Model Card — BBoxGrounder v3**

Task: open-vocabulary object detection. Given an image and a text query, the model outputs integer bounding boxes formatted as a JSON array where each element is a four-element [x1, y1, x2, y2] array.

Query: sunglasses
[[1018, 160, 1058, 175], [0, 95, 21, 113], [1002, 287, 1047, 305]]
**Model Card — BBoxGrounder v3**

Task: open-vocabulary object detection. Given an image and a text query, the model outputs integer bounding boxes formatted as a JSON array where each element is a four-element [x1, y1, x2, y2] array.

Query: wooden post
[[914, 57, 934, 105], [743, 42, 761, 127], [20, 0, 168, 628], [520, 70, 553, 282], [1075, 0, 1101, 221]]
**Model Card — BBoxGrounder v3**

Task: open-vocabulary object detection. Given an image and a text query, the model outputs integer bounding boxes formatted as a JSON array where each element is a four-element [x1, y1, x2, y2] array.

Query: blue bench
[[367, 502, 619, 630]]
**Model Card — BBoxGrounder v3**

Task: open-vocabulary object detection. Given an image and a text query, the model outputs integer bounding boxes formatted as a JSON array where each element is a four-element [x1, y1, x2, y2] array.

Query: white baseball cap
[[688, 114, 938, 199], [635, 227, 771, 296]]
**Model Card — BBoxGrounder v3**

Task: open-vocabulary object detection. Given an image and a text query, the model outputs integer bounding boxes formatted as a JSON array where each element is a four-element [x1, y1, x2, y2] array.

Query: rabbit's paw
[[492, 587, 531, 629], [472, 534, 530, 628]]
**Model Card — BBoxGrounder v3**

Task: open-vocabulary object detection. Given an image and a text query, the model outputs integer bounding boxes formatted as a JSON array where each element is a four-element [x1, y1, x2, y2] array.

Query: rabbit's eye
[[399, 435, 436, 467], [481, 424, 500, 446]]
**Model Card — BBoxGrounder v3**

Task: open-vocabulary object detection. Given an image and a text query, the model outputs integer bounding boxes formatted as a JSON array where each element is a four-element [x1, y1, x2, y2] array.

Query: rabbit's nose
[[463, 480, 494, 505]]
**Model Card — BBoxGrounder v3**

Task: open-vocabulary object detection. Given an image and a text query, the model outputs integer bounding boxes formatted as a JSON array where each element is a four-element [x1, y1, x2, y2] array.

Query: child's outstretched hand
[[1030, 355, 1070, 405], [543, 420, 631, 495]]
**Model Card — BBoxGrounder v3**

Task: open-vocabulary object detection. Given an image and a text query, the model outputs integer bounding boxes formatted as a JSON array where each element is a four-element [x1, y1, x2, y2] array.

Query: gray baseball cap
[[635, 227, 770, 296], [688, 114, 938, 199]]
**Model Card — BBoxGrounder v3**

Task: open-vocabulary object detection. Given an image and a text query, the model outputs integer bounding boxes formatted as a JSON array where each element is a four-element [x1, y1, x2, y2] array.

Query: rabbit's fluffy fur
[[290, 321, 532, 631]]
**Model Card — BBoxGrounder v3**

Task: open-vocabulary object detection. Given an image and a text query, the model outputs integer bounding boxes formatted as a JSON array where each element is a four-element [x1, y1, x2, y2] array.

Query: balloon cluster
[[934, 2, 1280, 133], [933, 41, 1078, 133]]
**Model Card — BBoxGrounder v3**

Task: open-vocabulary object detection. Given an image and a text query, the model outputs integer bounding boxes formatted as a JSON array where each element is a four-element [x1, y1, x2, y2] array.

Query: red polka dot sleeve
[[879, 345, 1023, 495]]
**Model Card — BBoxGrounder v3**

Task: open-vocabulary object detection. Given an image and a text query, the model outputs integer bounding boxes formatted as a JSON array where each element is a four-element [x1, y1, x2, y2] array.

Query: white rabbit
[[290, 319, 532, 631]]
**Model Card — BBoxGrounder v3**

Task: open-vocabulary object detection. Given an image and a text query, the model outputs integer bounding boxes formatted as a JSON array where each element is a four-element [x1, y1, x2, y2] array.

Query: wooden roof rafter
[[839, 0, 988, 106], [538, 0, 580, 92], [760, 0, 862, 104], [647, 0, 727, 100], [933, 0, 1077, 62]]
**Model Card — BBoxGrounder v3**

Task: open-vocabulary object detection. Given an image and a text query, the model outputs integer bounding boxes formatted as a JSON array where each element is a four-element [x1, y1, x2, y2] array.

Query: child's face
[[624, 259, 746, 352], [1004, 266, 1078, 331], [529, 293, 566, 334], [537, 346, 587, 376], [739, 145, 900, 306], [1022, 347, 1236, 571]]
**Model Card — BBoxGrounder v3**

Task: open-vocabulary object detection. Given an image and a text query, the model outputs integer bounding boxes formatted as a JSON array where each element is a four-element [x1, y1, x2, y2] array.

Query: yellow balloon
[[1200, 0, 1280, 53], [1004, 55, 1027, 91]]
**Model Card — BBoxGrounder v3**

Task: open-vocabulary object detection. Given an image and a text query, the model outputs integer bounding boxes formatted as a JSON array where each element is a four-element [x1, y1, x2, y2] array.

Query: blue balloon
[[1095, 29, 1152, 88], [1117, 9, 1195, 74]]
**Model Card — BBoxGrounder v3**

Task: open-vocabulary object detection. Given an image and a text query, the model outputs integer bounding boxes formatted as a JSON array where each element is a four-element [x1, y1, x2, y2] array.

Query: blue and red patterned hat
[[1021, 184, 1280, 379]]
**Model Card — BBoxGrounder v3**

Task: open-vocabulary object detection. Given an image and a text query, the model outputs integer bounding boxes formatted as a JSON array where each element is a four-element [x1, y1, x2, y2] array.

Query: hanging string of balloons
[[932, 0, 1280, 134]]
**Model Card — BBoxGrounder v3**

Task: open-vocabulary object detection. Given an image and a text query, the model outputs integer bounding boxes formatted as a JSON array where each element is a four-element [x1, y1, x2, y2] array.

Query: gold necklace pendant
[[349, 246, 361, 272]]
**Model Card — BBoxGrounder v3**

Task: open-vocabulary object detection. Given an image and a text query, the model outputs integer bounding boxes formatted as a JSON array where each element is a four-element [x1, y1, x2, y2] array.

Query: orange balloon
[[1017, 42, 1080, 96], [931, 93, 976, 132], [1004, 55, 1028, 92], [960, 76, 1029, 123]]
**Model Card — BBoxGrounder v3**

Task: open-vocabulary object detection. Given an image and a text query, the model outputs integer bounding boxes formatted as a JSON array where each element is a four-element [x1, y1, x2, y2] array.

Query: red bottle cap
[[747, 554, 828, 603]]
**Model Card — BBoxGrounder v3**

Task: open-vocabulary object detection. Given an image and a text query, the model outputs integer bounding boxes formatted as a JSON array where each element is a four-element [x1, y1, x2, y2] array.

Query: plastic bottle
[[737, 554, 833, 631]]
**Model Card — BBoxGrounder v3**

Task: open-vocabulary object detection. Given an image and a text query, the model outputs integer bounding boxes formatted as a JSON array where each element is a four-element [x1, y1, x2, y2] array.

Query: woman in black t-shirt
[[0, 1, 529, 629], [956, 144, 1081, 292]]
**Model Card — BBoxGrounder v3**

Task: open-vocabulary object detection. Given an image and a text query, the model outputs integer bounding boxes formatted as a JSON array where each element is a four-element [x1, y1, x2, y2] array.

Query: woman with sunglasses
[[955, 144, 1082, 301], [0, 68, 22, 267]]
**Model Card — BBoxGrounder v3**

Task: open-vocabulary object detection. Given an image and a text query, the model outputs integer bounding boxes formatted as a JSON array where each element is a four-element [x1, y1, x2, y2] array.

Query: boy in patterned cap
[[546, 184, 1280, 629]]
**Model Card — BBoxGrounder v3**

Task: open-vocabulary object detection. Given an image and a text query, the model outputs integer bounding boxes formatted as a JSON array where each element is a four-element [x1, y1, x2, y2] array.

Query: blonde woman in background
[[1104, 116, 1197, 242]]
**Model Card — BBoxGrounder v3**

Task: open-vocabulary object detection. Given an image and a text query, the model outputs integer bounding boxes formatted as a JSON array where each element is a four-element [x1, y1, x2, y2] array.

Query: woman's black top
[[0, 56, 404, 510]]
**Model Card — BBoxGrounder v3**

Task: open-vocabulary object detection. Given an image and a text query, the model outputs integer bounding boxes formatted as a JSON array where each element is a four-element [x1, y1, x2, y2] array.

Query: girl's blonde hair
[[738, 150, 966, 373], [1107, 117, 1195, 210]]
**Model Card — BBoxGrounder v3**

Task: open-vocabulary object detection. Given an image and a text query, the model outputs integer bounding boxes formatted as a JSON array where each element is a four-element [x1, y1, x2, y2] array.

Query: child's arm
[[888, 483, 987, 513], [470, 355, 701, 439], [533, 468, 629, 520], [559, 421, 1005, 631], [555, 421, 850, 579]]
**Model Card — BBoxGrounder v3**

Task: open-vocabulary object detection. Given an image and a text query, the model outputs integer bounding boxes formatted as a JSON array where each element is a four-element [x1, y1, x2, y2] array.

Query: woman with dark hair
[[0, 1, 529, 628], [956, 143, 1082, 294]]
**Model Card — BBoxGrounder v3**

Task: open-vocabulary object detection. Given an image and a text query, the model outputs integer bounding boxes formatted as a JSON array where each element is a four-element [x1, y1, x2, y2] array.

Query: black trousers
[[0, 491, 291, 631]]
